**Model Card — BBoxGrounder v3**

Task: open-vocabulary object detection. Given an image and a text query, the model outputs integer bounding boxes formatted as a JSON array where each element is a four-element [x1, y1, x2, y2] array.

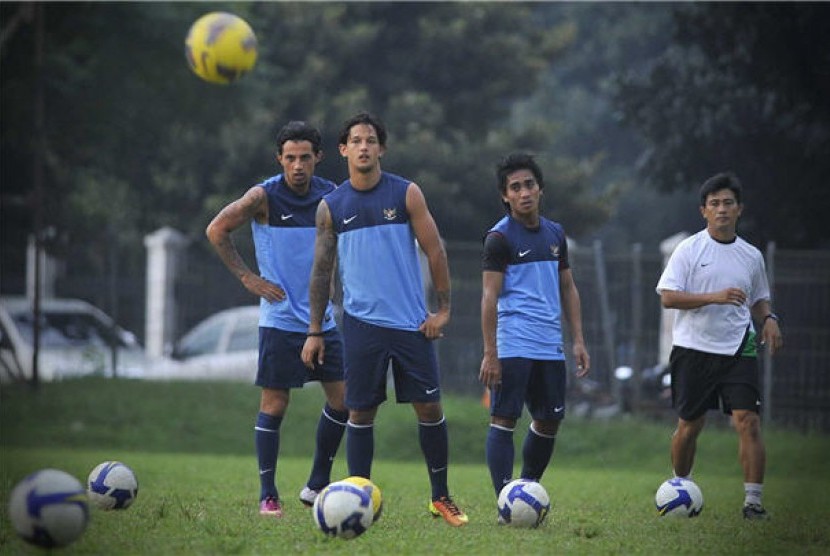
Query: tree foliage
[[611, 3, 830, 248], [1, 1, 610, 293]]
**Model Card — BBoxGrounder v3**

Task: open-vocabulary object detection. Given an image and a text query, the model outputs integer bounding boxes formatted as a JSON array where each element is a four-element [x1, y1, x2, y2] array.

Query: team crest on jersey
[[383, 207, 397, 221], [550, 244, 560, 259]]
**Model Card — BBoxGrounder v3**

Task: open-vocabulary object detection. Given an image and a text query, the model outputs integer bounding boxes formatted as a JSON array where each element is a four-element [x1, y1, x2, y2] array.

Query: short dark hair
[[276, 121, 322, 155], [338, 112, 387, 147], [699, 172, 743, 206], [496, 152, 545, 211]]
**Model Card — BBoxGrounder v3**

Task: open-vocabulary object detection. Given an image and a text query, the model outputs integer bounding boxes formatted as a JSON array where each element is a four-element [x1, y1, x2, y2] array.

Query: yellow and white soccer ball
[[342, 476, 383, 522], [185, 12, 257, 84], [312, 480, 375, 539]]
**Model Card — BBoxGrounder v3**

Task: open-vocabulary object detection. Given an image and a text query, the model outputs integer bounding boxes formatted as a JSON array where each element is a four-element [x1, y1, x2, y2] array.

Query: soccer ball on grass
[[497, 479, 550, 528], [87, 461, 139, 510], [7, 468, 90, 548], [655, 477, 704, 517], [312, 479, 375, 539], [185, 12, 257, 84], [342, 476, 383, 522]]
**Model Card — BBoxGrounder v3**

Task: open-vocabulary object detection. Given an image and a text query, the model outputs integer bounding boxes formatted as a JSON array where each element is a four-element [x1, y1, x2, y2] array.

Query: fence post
[[631, 242, 643, 409], [144, 227, 188, 359], [593, 239, 615, 383], [764, 241, 776, 425]]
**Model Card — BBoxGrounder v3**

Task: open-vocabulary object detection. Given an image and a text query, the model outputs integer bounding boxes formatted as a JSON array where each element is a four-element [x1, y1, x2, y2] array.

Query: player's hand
[[419, 310, 449, 340], [715, 287, 747, 306], [573, 343, 590, 378], [301, 336, 325, 369], [479, 354, 502, 389], [242, 274, 285, 303], [759, 318, 783, 356]]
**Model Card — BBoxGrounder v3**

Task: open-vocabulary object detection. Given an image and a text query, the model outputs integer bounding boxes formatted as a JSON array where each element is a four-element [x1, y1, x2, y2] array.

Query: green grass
[[2, 378, 829, 554]]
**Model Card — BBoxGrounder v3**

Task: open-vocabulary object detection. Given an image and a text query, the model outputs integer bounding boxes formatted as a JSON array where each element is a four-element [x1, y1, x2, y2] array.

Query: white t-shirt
[[656, 229, 770, 355]]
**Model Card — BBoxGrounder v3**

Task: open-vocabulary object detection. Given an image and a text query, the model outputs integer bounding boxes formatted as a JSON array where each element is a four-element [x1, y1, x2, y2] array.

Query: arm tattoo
[[308, 204, 337, 328]]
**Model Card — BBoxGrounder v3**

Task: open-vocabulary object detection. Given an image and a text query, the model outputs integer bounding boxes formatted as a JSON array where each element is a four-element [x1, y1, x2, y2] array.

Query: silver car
[[142, 305, 260, 381], [0, 296, 148, 382]]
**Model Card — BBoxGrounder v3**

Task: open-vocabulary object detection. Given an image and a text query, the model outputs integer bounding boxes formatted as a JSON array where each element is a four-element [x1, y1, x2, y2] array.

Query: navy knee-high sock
[[520, 423, 556, 481], [486, 424, 515, 496], [255, 412, 282, 501], [346, 421, 374, 478], [419, 417, 449, 500], [306, 405, 348, 490]]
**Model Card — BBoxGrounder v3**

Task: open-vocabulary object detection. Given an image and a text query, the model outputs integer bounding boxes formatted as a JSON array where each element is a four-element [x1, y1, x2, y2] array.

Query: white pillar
[[26, 232, 62, 300], [658, 232, 689, 366], [144, 227, 188, 358]]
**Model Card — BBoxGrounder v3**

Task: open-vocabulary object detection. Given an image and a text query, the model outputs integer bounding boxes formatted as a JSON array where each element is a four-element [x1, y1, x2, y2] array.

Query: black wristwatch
[[763, 313, 779, 325]]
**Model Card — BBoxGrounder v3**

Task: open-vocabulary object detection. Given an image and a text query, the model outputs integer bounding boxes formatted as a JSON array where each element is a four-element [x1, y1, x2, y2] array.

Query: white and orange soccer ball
[[185, 12, 257, 84]]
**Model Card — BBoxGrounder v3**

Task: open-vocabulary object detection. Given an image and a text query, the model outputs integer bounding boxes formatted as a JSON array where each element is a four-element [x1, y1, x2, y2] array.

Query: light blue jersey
[[252, 174, 337, 332], [482, 215, 570, 360], [325, 172, 427, 330]]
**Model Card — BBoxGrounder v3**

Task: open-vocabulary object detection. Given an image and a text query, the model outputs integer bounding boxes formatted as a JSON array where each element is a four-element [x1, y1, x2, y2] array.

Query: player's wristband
[[306, 331, 325, 337], [763, 313, 779, 325]]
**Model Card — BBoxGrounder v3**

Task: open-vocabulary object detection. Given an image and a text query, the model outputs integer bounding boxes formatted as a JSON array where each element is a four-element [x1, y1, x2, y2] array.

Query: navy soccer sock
[[486, 424, 515, 496], [306, 405, 348, 490], [346, 421, 374, 479], [520, 423, 556, 481], [419, 417, 449, 500], [255, 412, 283, 501]]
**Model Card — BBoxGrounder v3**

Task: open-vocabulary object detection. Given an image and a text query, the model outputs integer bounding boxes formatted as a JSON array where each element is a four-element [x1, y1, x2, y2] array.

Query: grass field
[[2, 378, 829, 554]]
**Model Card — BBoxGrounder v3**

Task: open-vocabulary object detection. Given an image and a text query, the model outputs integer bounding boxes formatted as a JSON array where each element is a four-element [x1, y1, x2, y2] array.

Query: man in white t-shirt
[[656, 172, 783, 520]]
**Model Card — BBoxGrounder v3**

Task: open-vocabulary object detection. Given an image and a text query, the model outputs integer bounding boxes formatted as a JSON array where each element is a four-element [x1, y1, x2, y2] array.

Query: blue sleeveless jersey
[[485, 215, 569, 359], [252, 174, 337, 332], [325, 172, 427, 330]]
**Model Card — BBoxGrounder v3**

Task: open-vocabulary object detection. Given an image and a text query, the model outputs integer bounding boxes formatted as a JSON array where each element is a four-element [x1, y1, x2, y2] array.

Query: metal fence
[[47, 234, 830, 432], [436, 240, 830, 432]]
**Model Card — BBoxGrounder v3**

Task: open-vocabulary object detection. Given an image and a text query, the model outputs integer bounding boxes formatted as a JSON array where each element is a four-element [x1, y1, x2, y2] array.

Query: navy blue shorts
[[342, 312, 441, 410], [490, 358, 567, 421], [669, 346, 761, 421], [255, 327, 343, 389]]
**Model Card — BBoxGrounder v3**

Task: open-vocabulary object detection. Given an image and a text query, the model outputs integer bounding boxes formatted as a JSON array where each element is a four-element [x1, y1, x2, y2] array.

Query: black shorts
[[342, 312, 440, 410], [256, 327, 343, 389], [669, 346, 761, 421], [490, 358, 567, 422]]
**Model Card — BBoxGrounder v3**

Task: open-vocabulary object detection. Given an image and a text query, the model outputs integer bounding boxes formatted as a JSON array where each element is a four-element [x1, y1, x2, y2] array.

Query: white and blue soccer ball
[[497, 479, 551, 528], [87, 461, 139, 510], [655, 477, 704, 517], [312, 479, 375, 539], [7, 468, 90, 548]]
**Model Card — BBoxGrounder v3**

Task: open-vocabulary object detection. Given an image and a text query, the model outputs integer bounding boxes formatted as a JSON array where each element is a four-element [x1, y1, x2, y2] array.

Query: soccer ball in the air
[[342, 476, 383, 522], [497, 479, 550, 528], [312, 480, 375, 539], [185, 12, 257, 84], [7, 469, 90, 548], [655, 477, 704, 517], [87, 461, 139, 510]]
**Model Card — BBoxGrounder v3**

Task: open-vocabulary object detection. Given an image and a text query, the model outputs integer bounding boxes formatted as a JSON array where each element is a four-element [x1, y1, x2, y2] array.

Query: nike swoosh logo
[[519, 250, 531, 257], [426, 387, 439, 394], [259, 468, 273, 475], [701, 262, 711, 267], [280, 214, 293, 220], [430, 466, 447, 473], [554, 406, 564, 412], [343, 215, 357, 224]]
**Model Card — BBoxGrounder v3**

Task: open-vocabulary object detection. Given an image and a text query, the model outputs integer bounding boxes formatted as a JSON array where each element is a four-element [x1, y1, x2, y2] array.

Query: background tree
[[611, 3, 830, 248]]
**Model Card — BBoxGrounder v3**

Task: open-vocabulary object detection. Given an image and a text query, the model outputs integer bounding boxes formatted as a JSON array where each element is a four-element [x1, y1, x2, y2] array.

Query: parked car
[[0, 296, 149, 383], [142, 305, 260, 381]]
